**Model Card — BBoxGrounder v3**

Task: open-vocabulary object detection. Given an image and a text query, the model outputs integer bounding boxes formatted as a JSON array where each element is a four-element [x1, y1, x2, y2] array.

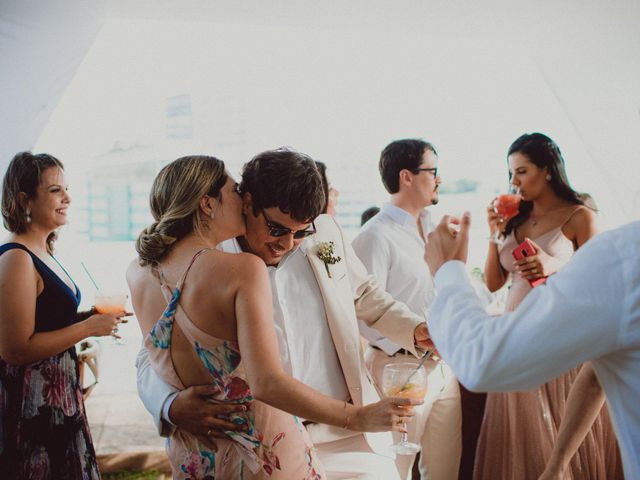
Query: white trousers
[[365, 347, 462, 480], [306, 426, 401, 480]]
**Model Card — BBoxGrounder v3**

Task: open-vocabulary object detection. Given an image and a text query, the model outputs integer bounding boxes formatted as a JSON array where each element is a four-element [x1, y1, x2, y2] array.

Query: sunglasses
[[261, 209, 316, 239]]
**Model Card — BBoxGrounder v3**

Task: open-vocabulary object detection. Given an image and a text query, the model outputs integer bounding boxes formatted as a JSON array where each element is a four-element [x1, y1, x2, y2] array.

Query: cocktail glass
[[490, 191, 521, 245], [382, 362, 428, 455], [95, 293, 128, 345]]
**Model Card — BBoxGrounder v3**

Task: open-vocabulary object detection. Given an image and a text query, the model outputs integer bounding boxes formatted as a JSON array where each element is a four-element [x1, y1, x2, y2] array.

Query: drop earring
[[25, 208, 31, 224], [209, 211, 215, 220]]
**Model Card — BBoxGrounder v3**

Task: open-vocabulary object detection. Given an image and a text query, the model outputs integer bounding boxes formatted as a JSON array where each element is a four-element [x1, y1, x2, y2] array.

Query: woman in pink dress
[[476, 133, 623, 479], [126, 155, 419, 479]]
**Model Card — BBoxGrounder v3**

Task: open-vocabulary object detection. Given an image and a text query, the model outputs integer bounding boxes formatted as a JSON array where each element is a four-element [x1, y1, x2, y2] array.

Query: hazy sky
[[31, 15, 629, 275]]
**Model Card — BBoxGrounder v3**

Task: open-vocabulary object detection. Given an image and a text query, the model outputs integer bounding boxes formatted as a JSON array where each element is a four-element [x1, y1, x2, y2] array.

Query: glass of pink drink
[[490, 191, 522, 245], [95, 293, 127, 345], [382, 362, 428, 455]]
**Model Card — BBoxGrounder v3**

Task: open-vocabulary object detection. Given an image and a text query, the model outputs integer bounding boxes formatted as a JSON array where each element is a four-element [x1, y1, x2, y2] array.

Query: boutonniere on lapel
[[316, 241, 342, 278]]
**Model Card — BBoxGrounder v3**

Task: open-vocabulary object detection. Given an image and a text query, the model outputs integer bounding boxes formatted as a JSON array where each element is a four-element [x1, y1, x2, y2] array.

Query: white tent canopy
[[2, 0, 640, 224]]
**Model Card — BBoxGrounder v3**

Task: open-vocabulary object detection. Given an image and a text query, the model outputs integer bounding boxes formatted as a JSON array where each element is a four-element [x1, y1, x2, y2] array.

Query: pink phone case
[[512, 239, 547, 287]]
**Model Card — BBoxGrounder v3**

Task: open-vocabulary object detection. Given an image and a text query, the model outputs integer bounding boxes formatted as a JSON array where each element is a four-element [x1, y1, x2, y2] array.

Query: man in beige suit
[[136, 148, 432, 479]]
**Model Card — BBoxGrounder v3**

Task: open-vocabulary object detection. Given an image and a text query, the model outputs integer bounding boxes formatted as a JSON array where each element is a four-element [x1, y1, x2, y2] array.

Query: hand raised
[[486, 200, 505, 236], [425, 212, 471, 276]]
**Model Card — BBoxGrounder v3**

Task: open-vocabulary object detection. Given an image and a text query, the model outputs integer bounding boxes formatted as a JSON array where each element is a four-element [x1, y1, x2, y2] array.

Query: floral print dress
[[0, 242, 100, 479], [146, 248, 324, 479]]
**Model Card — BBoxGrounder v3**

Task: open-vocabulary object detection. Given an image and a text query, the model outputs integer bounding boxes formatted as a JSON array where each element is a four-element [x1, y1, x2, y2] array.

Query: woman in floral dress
[[127, 155, 418, 479], [0, 152, 127, 479]]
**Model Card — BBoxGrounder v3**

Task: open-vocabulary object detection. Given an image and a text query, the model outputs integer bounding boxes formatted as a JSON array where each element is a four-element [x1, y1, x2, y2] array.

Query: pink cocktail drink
[[494, 193, 521, 220]]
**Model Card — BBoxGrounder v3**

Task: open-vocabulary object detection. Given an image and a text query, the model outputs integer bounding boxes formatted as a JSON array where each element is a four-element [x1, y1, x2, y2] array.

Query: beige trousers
[[306, 426, 401, 480], [365, 347, 462, 480]]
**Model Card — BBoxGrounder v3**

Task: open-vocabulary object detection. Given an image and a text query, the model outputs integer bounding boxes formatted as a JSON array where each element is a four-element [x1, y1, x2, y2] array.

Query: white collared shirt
[[221, 238, 350, 401], [352, 203, 436, 354], [429, 221, 640, 478]]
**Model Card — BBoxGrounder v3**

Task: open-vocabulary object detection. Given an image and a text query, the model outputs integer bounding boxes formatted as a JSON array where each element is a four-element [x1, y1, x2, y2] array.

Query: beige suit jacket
[[302, 214, 424, 454]]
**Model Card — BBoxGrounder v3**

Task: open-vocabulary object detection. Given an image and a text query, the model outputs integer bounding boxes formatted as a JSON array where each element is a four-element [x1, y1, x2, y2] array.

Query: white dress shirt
[[429, 221, 640, 478], [223, 238, 349, 400], [352, 204, 435, 354], [268, 241, 350, 401]]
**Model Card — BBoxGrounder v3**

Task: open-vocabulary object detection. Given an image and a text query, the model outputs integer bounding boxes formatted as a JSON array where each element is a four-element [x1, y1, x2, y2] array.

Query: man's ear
[[242, 192, 254, 216], [398, 169, 413, 189]]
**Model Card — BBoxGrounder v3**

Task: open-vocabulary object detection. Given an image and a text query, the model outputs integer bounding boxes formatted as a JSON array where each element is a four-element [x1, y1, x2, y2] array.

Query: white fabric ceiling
[[2, 0, 640, 219]]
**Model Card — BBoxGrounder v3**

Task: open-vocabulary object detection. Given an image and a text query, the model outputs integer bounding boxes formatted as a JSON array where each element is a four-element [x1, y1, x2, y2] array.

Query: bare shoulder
[[125, 258, 152, 286], [230, 252, 266, 278], [0, 247, 36, 279], [563, 205, 598, 246], [189, 250, 266, 285], [565, 206, 597, 231]]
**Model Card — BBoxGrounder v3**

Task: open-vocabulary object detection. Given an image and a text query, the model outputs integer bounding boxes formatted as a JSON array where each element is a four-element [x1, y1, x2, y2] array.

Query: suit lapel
[[303, 237, 365, 406]]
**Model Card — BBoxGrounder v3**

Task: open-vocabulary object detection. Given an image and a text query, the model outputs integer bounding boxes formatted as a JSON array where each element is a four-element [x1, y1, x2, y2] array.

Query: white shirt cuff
[[434, 260, 468, 289], [162, 391, 180, 426]]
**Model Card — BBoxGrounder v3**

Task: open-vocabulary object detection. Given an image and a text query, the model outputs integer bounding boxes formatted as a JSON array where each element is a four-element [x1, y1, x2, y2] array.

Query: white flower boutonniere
[[317, 241, 342, 278]]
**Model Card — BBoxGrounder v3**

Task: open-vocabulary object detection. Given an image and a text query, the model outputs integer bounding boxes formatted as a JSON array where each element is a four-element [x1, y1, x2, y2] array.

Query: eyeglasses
[[261, 209, 317, 239], [412, 167, 438, 178]]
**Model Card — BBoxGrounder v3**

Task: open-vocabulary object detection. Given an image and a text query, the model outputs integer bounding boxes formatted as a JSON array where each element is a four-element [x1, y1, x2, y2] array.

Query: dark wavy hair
[[379, 139, 438, 194], [504, 133, 584, 236], [2, 151, 65, 254], [136, 155, 227, 266], [240, 148, 325, 222]]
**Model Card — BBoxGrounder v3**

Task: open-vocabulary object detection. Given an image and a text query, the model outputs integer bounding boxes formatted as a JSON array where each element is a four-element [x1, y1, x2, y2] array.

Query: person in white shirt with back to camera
[[424, 211, 640, 479]]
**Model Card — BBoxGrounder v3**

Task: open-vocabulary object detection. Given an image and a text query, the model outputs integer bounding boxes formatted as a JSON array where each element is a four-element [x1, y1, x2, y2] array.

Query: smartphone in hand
[[512, 239, 547, 288]]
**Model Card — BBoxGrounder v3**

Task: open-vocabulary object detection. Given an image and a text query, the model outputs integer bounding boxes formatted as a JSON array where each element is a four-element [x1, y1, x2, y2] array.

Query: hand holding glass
[[382, 362, 428, 455], [489, 191, 521, 245], [95, 293, 128, 344]]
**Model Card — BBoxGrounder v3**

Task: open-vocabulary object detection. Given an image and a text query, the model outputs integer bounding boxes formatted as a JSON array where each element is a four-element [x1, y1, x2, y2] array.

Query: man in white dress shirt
[[352, 139, 461, 480], [425, 212, 640, 479], [136, 148, 433, 479]]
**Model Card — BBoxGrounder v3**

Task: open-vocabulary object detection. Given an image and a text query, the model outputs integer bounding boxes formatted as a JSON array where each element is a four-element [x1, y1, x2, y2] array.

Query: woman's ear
[[199, 196, 216, 219], [17, 191, 29, 209]]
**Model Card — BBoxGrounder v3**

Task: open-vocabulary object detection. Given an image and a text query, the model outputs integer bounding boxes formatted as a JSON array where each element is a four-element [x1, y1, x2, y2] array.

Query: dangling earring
[[209, 211, 215, 220], [545, 174, 552, 181], [25, 208, 31, 224]]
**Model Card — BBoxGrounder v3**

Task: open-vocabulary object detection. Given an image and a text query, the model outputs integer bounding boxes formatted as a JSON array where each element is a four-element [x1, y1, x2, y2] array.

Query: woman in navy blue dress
[[0, 152, 127, 479]]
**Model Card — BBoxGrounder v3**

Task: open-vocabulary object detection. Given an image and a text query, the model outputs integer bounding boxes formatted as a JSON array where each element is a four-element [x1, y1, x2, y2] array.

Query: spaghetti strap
[[176, 248, 212, 289], [560, 205, 588, 227], [156, 247, 213, 291]]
